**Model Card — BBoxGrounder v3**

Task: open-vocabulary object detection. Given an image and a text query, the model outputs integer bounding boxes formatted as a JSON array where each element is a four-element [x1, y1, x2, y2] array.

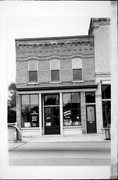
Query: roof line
[[15, 35, 94, 41]]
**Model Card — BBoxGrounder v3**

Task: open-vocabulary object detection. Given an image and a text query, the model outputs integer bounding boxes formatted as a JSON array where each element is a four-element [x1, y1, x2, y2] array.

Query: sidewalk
[[8, 134, 110, 151], [22, 133, 107, 143]]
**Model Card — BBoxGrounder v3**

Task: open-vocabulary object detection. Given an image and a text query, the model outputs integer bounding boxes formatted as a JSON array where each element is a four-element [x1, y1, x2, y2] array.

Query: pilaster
[[39, 93, 42, 136], [60, 92, 63, 135], [81, 92, 87, 134], [16, 93, 21, 129]]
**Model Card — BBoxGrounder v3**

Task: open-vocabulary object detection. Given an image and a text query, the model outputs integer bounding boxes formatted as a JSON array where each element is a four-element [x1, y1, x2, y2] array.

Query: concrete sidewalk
[[22, 134, 107, 143], [8, 134, 110, 151]]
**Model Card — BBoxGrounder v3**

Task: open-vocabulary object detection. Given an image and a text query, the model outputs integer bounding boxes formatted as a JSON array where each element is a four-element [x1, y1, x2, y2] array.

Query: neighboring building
[[16, 18, 111, 137]]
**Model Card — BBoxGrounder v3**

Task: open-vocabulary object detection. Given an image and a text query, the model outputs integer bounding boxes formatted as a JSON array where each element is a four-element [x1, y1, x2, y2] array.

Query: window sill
[[27, 82, 39, 85], [72, 80, 84, 83], [50, 81, 61, 84]]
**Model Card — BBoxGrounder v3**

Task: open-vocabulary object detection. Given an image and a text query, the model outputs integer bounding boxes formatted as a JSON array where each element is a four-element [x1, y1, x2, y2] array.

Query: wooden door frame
[[86, 104, 97, 133], [43, 93, 60, 135]]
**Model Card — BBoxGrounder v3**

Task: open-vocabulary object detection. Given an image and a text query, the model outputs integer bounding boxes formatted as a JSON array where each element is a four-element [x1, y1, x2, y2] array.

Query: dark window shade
[[29, 71, 37, 82], [73, 69, 82, 81], [51, 70, 59, 82]]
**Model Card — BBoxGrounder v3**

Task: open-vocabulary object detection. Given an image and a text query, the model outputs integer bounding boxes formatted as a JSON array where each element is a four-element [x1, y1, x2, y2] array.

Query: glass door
[[44, 94, 60, 135], [86, 105, 97, 133]]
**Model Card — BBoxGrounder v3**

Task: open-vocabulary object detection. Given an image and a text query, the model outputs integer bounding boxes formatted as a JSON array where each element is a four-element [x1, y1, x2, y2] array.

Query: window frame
[[28, 60, 38, 83], [50, 59, 60, 83], [101, 84, 111, 128], [21, 94, 39, 128], [29, 70, 38, 83], [51, 69, 60, 82], [73, 68, 82, 81], [63, 92, 81, 127], [85, 92, 96, 104]]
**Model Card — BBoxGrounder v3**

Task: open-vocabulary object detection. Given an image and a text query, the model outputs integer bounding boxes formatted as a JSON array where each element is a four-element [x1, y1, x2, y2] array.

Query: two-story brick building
[[16, 18, 111, 137]]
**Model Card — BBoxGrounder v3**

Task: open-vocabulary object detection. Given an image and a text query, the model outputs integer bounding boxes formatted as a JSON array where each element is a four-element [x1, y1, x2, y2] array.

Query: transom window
[[44, 94, 59, 106], [85, 92, 95, 103]]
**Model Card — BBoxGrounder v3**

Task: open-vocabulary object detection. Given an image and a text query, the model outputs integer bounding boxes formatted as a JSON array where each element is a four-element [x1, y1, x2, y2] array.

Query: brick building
[[16, 18, 111, 137]]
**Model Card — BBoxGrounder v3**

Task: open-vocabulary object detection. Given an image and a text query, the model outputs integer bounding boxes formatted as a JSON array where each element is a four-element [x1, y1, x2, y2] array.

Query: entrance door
[[44, 107, 60, 135], [86, 105, 97, 133]]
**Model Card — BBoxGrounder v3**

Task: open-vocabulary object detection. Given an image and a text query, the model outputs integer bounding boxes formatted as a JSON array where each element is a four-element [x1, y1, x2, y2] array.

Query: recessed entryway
[[43, 94, 60, 135]]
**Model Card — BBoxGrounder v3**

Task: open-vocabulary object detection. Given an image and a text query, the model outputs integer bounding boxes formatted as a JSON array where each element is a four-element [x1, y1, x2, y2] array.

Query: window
[[50, 59, 60, 82], [72, 58, 82, 81], [73, 69, 82, 81], [102, 101, 111, 128], [29, 71, 37, 82], [51, 70, 59, 82], [63, 92, 81, 126], [86, 92, 95, 103], [21, 94, 39, 128], [28, 60, 38, 82], [102, 84, 111, 99], [101, 84, 111, 128], [44, 94, 59, 105]]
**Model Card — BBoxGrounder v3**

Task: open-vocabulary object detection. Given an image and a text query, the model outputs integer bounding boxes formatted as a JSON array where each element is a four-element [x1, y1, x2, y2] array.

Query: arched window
[[28, 60, 38, 82], [50, 59, 60, 82], [72, 58, 82, 81]]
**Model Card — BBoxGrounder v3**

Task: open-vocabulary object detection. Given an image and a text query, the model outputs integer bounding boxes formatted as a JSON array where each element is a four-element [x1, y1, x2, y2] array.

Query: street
[[9, 141, 110, 166]]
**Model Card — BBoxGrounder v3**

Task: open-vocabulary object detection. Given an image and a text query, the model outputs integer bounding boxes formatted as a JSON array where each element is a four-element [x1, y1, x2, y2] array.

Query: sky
[[7, 17, 90, 86], [6, 1, 111, 87]]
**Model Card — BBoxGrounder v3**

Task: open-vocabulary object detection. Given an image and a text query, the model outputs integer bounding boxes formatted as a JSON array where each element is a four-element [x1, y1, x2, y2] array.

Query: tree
[[8, 82, 16, 123]]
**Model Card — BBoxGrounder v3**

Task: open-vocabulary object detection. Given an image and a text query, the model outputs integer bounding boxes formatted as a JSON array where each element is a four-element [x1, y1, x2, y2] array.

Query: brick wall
[[16, 61, 28, 85], [93, 19, 111, 74], [16, 36, 95, 87]]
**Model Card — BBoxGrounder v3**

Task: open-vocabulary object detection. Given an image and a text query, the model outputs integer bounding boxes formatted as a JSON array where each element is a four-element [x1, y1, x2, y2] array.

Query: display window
[[21, 94, 39, 128], [63, 92, 81, 126], [101, 84, 111, 128]]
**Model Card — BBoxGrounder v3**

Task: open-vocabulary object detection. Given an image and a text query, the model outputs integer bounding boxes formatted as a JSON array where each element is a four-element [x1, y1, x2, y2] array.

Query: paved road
[[9, 141, 110, 166]]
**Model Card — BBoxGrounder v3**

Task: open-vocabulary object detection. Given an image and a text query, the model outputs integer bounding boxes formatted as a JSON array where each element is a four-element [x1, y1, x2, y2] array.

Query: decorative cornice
[[88, 18, 110, 35], [16, 36, 94, 49], [96, 72, 111, 77]]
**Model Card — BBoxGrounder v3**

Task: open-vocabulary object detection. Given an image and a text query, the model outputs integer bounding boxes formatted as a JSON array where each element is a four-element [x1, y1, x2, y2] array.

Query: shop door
[[44, 107, 60, 135], [86, 105, 97, 133]]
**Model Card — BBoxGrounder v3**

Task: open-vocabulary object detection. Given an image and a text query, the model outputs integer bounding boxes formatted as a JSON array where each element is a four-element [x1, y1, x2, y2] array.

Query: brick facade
[[16, 18, 111, 137], [16, 36, 95, 88]]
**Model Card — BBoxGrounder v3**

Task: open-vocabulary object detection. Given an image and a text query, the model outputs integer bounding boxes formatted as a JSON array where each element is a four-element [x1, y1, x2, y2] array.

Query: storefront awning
[[17, 84, 98, 91]]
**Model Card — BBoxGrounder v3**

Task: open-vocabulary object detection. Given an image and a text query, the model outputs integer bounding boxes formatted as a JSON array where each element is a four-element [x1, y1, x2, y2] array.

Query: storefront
[[17, 84, 97, 137], [16, 18, 111, 137]]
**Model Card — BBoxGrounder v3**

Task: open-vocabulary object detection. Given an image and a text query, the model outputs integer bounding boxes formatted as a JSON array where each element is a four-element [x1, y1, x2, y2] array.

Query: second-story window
[[28, 60, 38, 83], [50, 59, 60, 82], [72, 58, 82, 81]]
